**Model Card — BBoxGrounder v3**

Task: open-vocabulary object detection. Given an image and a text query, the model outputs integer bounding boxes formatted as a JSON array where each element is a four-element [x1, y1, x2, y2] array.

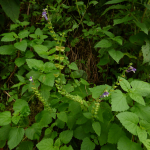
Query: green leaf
[[116, 112, 139, 135], [137, 126, 147, 142], [81, 137, 95, 150], [18, 30, 30, 38], [14, 40, 27, 52], [17, 141, 34, 150], [131, 103, 150, 123], [0, 45, 16, 55], [92, 122, 101, 136], [105, 0, 126, 4], [0, 140, 6, 148], [89, 84, 111, 99], [76, 1, 84, 5], [108, 49, 124, 63], [67, 115, 76, 129], [142, 39, 150, 64], [8, 127, 24, 149], [135, 21, 148, 35], [118, 77, 131, 92], [20, 21, 30, 26], [89, 1, 98, 5], [112, 36, 123, 45], [108, 124, 125, 144], [0, 111, 11, 126], [69, 62, 78, 70], [111, 90, 129, 111], [0, 0, 20, 23], [35, 28, 43, 35], [69, 101, 81, 114], [114, 16, 133, 25], [129, 90, 145, 106], [143, 139, 150, 150], [60, 130, 73, 144], [76, 115, 88, 125], [39, 73, 55, 87], [1, 33, 15, 42], [15, 57, 26, 67], [83, 112, 92, 119], [94, 39, 112, 48], [80, 78, 89, 85], [42, 62, 56, 73], [29, 34, 37, 38], [118, 136, 143, 150], [0, 124, 11, 140], [57, 112, 67, 122], [26, 59, 44, 70], [36, 138, 54, 150], [60, 145, 73, 150], [33, 45, 48, 56]]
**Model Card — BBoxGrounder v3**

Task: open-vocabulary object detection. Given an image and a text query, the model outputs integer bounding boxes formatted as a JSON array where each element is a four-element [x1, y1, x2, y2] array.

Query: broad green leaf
[[35, 110, 52, 128], [63, 84, 74, 93], [18, 30, 30, 38], [0, 0, 20, 23], [36, 138, 54, 150], [102, 4, 126, 16], [129, 90, 145, 106], [105, 0, 126, 4], [67, 115, 76, 129], [61, 4, 70, 9], [118, 136, 143, 150], [89, 84, 111, 99], [0, 140, 6, 148], [60, 130, 73, 144], [80, 78, 89, 85], [0, 45, 16, 55], [116, 112, 139, 135], [76, 115, 88, 125], [135, 21, 148, 35], [92, 122, 101, 136], [8, 127, 24, 149], [26, 59, 44, 70], [14, 40, 27, 52], [108, 49, 124, 63], [10, 24, 19, 30], [40, 35, 48, 40], [69, 101, 81, 114], [137, 126, 147, 142], [12, 115, 20, 124], [0, 111, 11, 126], [15, 57, 26, 67], [111, 90, 129, 111], [114, 16, 133, 26], [35, 28, 43, 35], [25, 50, 34, 58], [29, 34, 37, 38], [54, 138, 61, 147], [57, 112, 67, 122], [1, 34, 15, 42], [20, 21, 30, 26], [33, 45, 48, 55], [17, 141, 34, 150], [97, 54, 110, 66], [42, 62, 56, 73], [131, 103, 150, 123], [139, 120, 150, 135], [83, 112, 92, 119], [60, 145, 73, 150], [118, 77, 131, 92], [143, 139, 150, 150], [81, 137, 95, 150], [69, 62, 78, 70], [102, 30, 115, 38], [112, 36, 123, 45], [142, 39, 150, 64], [39, 73, 55, 87], [89, 1, 98, 5], [108, 124, 125, 144], [76, 1, 84, 5], [101, 144, 116, 150], [0, 124, 11, 140], [94, 39, 112, 48]]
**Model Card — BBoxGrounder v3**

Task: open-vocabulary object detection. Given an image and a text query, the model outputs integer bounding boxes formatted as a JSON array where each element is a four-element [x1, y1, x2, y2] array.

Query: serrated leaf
[[117, 136, 143, 150], [108, 124, 125, 144], [114, 16, 133, 25], [1, 34, 15, 42], [57, 112, 67, 122], [0, 124, 11, 140], [118, 77, 131, 92], [116, 112, 139, 135], [142, 39, 150, 64], [69, 101, 81, 114], [69, 62, 78, 70], [60, 130, 73, 144], [83, 112, 92, 119], [35, 28, 43, 35], [80, 78, 89, 85], [39, 73, 55, 87], [81, 137, 95, 150], [14, 40, 27, 52], [105, 0, 126, 4], [0, 45, 16, 55], [15, 57, 26, 67], [111, 90, 129, 111], [108, 49, 124, 63], [26, 59, 44, 70], [94, 39, 112, 48], [137, 126, 147, 142], [33, 45, 48, 56], [8, 127, 24, 149], [17, 141, 34, 150], [135, 21, 148, 35], [92, 122, 101, 136], [89, 1, 98, 5], [18, 30, 30, 38], [36, 138, 54, 150], [129, 90, 145, 106], [112, 36, 123, 45], [0, 111, 11, 126]]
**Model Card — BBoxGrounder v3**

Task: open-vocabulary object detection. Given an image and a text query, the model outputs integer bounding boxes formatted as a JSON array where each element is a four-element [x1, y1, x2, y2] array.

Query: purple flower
[[29, 76, 33, 82], [100, 92, 109, 98], [42, 9, 48, 20], [126, 66, 136, 73]]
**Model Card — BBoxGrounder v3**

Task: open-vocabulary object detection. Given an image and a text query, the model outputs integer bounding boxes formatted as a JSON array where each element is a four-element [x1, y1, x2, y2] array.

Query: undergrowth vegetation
[[0, 0, 150, 149]]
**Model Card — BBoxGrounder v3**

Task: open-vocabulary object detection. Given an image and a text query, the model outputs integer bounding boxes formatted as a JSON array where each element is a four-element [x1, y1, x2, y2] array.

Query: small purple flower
[[42, 9, 48, 20], [29, 76, 33, 82], [126, 66, 136, 73], [100, 92, 109, 98]]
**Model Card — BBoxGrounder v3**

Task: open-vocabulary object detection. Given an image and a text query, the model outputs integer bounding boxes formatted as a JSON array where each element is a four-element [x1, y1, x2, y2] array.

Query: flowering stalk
[[91, 102, 100, 119]]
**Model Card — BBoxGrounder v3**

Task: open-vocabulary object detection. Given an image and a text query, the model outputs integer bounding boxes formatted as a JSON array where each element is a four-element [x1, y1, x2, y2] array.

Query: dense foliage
[[0, 0, 150, 149]]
